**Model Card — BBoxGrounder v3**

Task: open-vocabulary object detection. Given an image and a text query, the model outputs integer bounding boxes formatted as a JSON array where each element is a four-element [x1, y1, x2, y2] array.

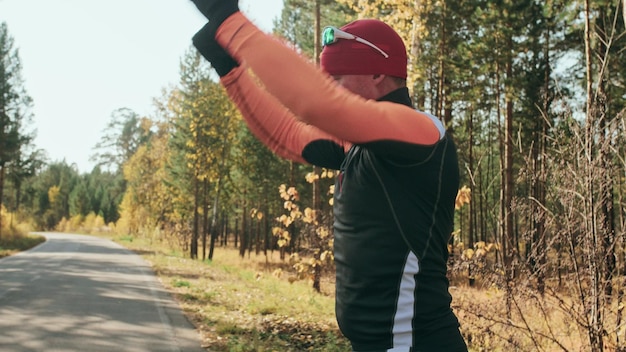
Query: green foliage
[[87, 167, 125, 224], [69, 180, 90, 217], [117, 234, 134, 243], [91, 108, 153, 172], [0, 22, 33, 170], [0, 22, 39, 238], [172, 279, 191, 288], [24, 162, 77, 230], [19, 162, 122, 231], [274, 0, 355, 60]]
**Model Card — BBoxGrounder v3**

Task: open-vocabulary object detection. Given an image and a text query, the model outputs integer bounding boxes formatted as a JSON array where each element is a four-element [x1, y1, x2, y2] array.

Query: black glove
[[193, 22, 239, 77], [190, 0, 239, 28]]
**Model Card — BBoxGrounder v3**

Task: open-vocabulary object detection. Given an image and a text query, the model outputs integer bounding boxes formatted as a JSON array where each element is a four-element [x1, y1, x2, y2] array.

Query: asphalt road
[[0, 233, 205, 352]]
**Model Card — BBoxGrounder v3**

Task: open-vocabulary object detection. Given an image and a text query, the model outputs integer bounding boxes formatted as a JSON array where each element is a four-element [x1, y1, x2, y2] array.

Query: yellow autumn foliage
[[455, 185, 471, 210]]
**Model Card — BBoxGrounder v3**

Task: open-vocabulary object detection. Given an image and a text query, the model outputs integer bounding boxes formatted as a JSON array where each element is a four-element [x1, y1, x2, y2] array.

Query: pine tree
[[0, 22, 36, 237]]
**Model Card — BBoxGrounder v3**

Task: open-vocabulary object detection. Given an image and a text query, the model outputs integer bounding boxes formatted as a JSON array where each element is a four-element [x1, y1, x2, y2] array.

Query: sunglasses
[[322, 26, 389, 59]]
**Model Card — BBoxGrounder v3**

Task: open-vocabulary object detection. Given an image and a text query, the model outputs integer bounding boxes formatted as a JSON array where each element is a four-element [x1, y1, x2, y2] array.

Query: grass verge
[[0, 233, 46, 259], [111, 235, 350, 351]]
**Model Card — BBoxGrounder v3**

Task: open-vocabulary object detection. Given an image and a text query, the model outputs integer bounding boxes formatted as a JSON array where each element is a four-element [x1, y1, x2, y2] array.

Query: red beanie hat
[[320, 19, 407, 79]]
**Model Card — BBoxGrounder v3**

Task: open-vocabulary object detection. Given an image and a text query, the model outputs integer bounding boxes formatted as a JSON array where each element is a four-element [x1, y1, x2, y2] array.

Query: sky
[[0, 0, 284, 173]]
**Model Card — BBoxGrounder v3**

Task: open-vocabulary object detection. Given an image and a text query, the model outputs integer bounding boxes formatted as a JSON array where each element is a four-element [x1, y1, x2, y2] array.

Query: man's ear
[[372, 74, 386, 84]]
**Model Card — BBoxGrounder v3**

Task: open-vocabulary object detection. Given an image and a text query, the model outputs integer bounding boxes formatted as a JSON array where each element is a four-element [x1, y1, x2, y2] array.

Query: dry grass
[[108, 234, 622, 351], [452, 285, 587, 352]]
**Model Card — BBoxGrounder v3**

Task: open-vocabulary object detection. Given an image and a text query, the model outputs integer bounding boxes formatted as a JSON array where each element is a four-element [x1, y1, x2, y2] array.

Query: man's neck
[[377, 87, 412, 107]]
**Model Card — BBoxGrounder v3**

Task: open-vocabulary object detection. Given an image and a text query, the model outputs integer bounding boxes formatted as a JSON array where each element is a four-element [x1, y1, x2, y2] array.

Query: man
[[189, 1, 468, 351]]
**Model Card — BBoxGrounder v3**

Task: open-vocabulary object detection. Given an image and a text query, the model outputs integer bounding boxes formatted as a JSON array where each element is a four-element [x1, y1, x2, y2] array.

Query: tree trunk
[[436, 24, 445, 119], [467, 108, 475, 287], [208, 176, 223, 261], [239, 189, 248, 258], [498, 31, 515, 315], [623, 0, 626, 29], [254, 205, 260, 255], [202, 179, 209, 261], [311, 0, 322, 293], [13, 180, 22, 227], [221, 212, 228, 247], [504, 46, 515, 274], [0, 166, 4, 238], [595, 6, 616, 299], [583, 0, 604, 349], [263, 203, 269, 257], [528, 23, 552, 295], [191, 176, 199, 259], [234, 217, 239, 248]]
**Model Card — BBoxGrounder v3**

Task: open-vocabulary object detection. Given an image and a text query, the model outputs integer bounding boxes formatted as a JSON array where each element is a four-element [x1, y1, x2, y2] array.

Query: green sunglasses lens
[[322, 27, 336, 46]]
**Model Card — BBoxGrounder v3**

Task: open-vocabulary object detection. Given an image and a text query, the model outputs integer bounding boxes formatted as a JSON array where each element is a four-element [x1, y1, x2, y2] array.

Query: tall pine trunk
[[499, 30, 516, 314], [191, 175, 199, 259], [202, 179, 209, 261], [583, 0, 603, 349], [0, 166, 4, 238], [239, 188, 248, 258]]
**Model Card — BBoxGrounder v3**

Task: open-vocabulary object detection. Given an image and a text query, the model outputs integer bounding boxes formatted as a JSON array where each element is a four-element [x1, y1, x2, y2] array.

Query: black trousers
[[352, 325, 468, 352]]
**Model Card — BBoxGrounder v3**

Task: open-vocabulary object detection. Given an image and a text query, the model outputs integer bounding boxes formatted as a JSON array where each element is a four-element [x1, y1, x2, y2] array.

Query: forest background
[[1, 0, 626, 351]]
